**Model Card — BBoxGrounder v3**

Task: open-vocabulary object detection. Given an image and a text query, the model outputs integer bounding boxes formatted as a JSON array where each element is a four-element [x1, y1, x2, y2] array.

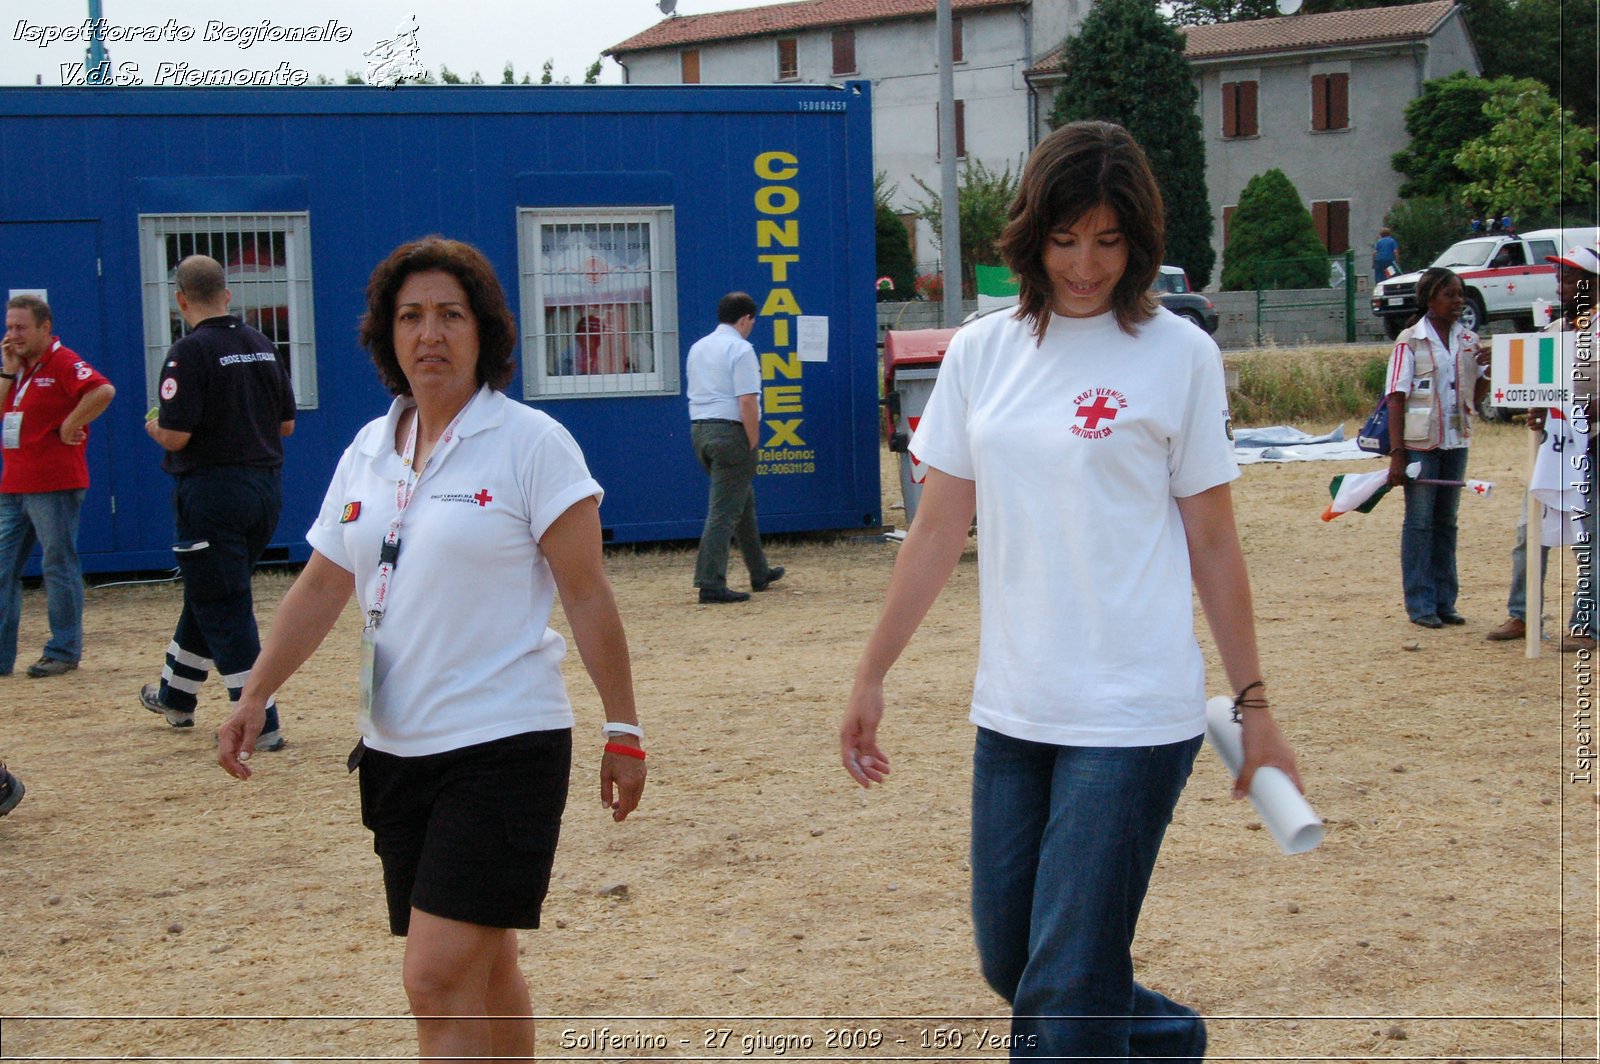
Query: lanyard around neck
[[366, 392, 475, 628]]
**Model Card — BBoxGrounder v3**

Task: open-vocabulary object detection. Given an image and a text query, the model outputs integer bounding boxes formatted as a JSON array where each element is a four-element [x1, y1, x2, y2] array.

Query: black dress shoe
[[1411, 614, 1444, 629], [699, 587, 751, 604], [752, 565, 785, 592], [1438, 611, 1466, 625]]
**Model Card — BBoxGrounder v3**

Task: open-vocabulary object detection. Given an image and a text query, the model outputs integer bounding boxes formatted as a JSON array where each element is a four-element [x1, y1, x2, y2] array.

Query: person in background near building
[[1485, 244, 1599, 651], [839, 121, 1301, 1062], [1384, 266, 1490, 628], [1373, 226, 1400, 280], [138, 255, 297, 748], [0, 295, 114, 677], [0, 760, 23, 816], [685, 291, 783, 604]]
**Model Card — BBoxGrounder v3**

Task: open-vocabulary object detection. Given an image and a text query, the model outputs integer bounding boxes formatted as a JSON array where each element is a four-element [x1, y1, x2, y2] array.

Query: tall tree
[[1049, 0, 1215, 288], [1220, 168, 1329, 291], [1391, 72, 1497, 199], [1455, 78, 1599, 222], [909, 158, 1022, 299], [1168, 0, 1278, 26]]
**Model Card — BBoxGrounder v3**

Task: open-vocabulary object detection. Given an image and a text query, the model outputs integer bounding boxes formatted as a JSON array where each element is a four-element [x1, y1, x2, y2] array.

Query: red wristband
[[604, 741, 646, 760]]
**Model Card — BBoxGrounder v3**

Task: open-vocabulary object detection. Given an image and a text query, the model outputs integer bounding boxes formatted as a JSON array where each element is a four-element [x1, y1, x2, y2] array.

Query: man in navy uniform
[[139, 255, 296, 749]]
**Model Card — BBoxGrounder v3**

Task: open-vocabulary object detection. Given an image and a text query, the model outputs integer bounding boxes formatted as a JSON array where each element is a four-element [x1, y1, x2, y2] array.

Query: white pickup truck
[[1370, 226, 1599, 339]]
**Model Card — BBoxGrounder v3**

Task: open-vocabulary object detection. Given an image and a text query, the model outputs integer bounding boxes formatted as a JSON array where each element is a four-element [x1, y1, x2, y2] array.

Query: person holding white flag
[[1485, 245, 1598, 650]]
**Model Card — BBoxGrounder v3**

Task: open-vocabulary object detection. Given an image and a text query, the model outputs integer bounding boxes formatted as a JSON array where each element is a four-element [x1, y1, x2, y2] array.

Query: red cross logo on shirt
[[473, 489, 493, 507], [1076, 395, 1121, 430], [1069, 388, 1130, 440]]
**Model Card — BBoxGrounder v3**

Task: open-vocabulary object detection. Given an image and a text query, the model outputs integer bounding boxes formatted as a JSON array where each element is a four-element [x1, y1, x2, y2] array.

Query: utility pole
[[86, 0, 110, 80], [936, 0, 962, 327]]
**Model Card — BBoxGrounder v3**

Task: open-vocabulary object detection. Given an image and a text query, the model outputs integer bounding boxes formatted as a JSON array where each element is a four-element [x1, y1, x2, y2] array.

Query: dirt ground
[[2, 418, 1595, 1063]]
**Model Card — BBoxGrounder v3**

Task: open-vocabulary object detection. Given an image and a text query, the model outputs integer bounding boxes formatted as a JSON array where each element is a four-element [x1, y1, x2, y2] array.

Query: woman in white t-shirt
[[839, 122, 1301, 1061], [216, 237, 646, 1062]]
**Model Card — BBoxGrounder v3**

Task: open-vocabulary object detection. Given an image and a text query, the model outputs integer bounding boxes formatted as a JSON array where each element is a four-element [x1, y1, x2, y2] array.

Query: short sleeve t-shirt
[[910, 307, 1239, 747], [1, 340, 110, 494], [156, 315, 297, 476], [307, 387, 603, 757]]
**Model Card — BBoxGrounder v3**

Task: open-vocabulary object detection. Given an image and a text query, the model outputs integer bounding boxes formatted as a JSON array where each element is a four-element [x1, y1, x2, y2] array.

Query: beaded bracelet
[[1230, 679, 1269, 723], [604, 741, 647, 761]]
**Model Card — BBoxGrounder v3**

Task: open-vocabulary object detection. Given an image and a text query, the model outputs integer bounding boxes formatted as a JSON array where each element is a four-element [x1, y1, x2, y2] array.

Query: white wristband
[[601, 722, 644, 740]]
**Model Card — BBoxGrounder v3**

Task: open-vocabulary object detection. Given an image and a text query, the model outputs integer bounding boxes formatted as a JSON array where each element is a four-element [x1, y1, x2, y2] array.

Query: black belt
[[692, 418, 743, 426]]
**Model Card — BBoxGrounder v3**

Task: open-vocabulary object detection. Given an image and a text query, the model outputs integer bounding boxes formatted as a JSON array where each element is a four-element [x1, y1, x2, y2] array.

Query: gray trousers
[[692, 421, 769, 590]]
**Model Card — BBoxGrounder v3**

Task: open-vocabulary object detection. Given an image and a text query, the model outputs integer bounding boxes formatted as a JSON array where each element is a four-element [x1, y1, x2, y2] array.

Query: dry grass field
[[1, 415, 1594, 1063]]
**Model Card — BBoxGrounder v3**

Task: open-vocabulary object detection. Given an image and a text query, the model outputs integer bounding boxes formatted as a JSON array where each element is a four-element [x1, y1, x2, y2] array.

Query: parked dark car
[[1154, 266, 1218, 334]]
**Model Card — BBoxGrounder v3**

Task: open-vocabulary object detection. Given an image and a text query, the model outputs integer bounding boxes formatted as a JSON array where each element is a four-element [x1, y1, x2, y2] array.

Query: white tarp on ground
[[1234, 424, 1372, 464]]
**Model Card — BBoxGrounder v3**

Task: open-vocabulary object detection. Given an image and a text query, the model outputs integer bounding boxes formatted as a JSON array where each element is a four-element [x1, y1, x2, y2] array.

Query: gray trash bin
[[883, 327, 957, 528]]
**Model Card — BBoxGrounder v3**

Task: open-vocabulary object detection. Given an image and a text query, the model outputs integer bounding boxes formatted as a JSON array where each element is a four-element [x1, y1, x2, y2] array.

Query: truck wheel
[[1460, 294, 1487, 333], [1477, 390, 1512, 423]]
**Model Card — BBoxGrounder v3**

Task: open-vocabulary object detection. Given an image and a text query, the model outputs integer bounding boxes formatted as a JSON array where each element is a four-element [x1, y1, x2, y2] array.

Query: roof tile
[[608, 0, 1022, 56], [1181, 0, 1457, 60]]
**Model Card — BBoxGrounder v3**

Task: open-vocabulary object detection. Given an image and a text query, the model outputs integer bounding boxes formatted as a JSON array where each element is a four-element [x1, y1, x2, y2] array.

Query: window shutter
[[832, 29, 855, 75], [1331, 73, 1349, 130], [955, 100, 966, 159], [681, 50, 700, 84], [1240, 80, 1258, 136], [1311, 74, 1328, 131], [1312, 201, 1329, 249], [1222, 82, 1238, 138], [1329, 200, 1350, 254]]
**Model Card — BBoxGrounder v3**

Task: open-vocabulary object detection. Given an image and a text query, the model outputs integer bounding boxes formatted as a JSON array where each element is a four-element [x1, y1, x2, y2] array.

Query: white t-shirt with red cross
[[308, 386, 602, 757], [910, 307, 1239, 747]]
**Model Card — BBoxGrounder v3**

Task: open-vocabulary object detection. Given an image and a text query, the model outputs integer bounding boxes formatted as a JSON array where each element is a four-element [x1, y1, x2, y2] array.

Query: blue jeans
[[971, 727, 1206, 1063], [1400, 447, 1468, 621], [0, 489, 86, 674]]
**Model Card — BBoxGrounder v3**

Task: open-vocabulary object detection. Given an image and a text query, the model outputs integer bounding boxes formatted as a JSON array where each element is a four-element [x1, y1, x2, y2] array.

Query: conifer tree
[[1049, 0, 1215, 288], [1220, 169, 1330, 291]]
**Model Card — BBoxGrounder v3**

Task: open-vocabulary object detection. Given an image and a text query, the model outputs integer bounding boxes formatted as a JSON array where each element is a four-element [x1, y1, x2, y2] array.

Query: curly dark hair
[[359, 236, 518, 395], [996, 121, 1164, 341], [1408, 267, 1462, 331]]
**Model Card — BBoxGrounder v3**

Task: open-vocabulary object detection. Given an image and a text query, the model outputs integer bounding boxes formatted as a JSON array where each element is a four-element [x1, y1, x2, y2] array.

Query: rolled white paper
[[1204, 696, 1324, 855]]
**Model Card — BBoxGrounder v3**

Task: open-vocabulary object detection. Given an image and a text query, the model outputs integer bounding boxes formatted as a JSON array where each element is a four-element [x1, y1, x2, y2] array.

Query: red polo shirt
[[1, 339, 111, 493]]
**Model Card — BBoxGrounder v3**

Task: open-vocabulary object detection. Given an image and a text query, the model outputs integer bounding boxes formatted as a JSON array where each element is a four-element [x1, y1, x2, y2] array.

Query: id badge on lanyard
[[359, 395, 474, 722], [3, 368, 34, 449]]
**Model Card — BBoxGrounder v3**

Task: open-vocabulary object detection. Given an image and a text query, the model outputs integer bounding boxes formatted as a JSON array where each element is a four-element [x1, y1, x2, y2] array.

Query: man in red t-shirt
[[0, 295, 115, 677]]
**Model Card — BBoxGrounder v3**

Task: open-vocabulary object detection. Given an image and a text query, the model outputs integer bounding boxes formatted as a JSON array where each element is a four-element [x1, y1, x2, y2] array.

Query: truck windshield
[[1433, 239, 1498, 269]]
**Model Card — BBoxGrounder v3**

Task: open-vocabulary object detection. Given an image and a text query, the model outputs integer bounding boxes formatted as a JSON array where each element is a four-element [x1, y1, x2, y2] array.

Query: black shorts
[[357, 729, 571, 936]]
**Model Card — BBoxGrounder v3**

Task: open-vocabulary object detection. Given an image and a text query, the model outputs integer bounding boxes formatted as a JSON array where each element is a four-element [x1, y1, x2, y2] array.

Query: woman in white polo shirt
[[839, 122, 1301, 1061], [216, 237, 645, 1061]]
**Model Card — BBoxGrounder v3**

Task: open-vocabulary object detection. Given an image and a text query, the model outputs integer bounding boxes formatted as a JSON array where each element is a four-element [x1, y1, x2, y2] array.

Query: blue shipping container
[[0, 82, 881, 573]]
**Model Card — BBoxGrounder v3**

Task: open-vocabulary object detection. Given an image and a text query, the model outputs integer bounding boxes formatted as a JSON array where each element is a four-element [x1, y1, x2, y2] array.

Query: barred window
[[137, 213, 317, 408], [517, 207, 679, 400]]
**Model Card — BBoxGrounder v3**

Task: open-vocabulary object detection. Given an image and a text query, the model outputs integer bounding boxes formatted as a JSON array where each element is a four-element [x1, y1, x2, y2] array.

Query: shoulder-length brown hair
[[996, 121, 1165, 341], [359, 236, 519, 395]]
